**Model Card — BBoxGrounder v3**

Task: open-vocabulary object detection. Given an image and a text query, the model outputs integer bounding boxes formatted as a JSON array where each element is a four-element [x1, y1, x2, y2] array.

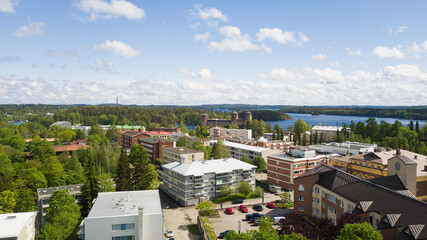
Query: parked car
[[232, 199, 244, 204], [251, 216, 260, 223], [273, 216, 286, 225], [166, 229, 173, 238], [245, 214, 253, 221], [219, 230, 232, 239], [239, 205, 248, 213], [225, 208, 235, 214], [266, 202, 277, 208], [253, 204, 263, 211], [253, 217, 261, 225]]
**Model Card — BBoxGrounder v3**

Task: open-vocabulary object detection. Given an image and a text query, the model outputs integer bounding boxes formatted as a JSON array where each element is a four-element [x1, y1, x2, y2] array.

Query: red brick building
[[293, 164, 427, 239], [139, 131, 172, 139], [118, 130, 144, 150], [138, 138, 175, 163]]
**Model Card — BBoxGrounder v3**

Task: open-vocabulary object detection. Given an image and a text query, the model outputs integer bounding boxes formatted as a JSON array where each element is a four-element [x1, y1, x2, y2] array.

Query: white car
[[166, 229, 173, 238]]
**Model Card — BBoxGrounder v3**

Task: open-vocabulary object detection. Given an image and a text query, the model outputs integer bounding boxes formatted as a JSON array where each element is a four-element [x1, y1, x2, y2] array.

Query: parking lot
[[210, 203, 294, 237]]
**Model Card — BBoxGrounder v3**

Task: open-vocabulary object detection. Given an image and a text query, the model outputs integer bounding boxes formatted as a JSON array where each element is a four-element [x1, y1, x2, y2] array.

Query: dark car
[[219, 230, 232, 239], [253, 204, 263, 211], [253, 217, 261, 226], [245, 214, 253, 221], [251, 216, 260, 223], [232, 199, 244, 204]]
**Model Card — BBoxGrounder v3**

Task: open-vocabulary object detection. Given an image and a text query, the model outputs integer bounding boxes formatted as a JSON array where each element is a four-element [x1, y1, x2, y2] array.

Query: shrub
[[202, 217, 217, 240], [213, 193, 245, 203], [246, 192, 260, 199]]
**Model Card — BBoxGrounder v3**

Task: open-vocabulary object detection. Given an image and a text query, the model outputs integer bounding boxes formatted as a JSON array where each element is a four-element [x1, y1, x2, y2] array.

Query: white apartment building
[[162, 147, 205, 165], [309, 141, 376, 156], [82, 190, 163, 240], [0, 212, 37, 240], [209, 126, 252, 139], [210, 140, 281, 161], [312, 125, 348, 142], [162, 158, 257, 206]]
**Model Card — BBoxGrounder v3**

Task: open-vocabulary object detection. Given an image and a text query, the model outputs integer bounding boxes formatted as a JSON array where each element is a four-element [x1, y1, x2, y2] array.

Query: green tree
[[58, 129, 76, 142], [192, 140, 209, 159], [293, 119, 310, 145], [228, 123, 239, 129], [176, 136, 189, 147], [254, 186, 263, 197], [0, 152, 13, 192], [114, 148, 132, 191], [131, 145, 159, 190], [41, 157, 67, 187], [106, 124, 119, 142], [80, 155, 99, 217], [0, 190, 16, 213], [38, 189, 81, 240], [253, 156, 266, 170], [28, 139, 55, 161], [99, 173, 115, 192], [240, 156, 252, 164], [212, 138, 230, 159], [236, 181, 252, 196], [336, 222, 382, 240], [196, 200, 215, 215], [220, 185, 234, 197]]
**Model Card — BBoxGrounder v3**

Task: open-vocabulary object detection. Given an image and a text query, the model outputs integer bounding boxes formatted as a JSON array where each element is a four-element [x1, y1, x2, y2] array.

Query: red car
[[225, 208, 235, 214], [239, 205, 248, 213], [267, 202, 277, 208]]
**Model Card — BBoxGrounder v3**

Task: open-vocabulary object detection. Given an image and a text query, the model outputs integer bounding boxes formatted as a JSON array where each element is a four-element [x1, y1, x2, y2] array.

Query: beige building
[[312, 125, 344, 142], [162, 147, 205, 165], [209, 126, 252, 139]]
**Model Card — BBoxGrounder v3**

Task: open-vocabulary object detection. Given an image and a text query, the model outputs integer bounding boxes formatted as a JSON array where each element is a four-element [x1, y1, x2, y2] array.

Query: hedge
[[202, 217, 217, 240], [213, 193, 245, 203]]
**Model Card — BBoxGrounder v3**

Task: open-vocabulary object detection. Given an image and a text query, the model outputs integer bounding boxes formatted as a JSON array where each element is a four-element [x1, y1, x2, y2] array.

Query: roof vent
[[414, 155, 417, 160], [6, 216, 16, 220]]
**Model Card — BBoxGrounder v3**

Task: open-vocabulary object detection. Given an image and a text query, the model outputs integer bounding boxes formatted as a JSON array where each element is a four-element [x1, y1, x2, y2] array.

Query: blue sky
[[0, 0, 426, 105]]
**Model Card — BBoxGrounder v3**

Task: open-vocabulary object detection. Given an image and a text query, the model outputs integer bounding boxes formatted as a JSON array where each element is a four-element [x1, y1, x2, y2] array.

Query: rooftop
[[269, 151, 329, 162], [0, 212, 37, 238], [54, 144, 89, 152], [312, 125, 343, 131], [121, 130, 144, 137], [37, 184, 83, 198], [163, 158, 257, 176], [142, 131, 172, 135], [210, 140, 273, 153], [139, 138, 175, 144], [163, 147, 204, 155], [86, 190, 162, 219]]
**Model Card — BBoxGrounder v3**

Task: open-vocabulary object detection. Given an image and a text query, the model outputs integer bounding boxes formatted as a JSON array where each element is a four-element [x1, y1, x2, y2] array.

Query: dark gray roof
[[392, 155, 417, 165], [138, 138, 175, 144], [369, 175, 407, 191], [121, 130, 143, 137], [298, 165, 427, 239]]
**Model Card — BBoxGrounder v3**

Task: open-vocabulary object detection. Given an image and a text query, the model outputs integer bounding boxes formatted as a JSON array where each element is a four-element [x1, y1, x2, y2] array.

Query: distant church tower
[[231, 111, 239, 124], [244, 111, 252, 123], [202, 113, 208, 127]]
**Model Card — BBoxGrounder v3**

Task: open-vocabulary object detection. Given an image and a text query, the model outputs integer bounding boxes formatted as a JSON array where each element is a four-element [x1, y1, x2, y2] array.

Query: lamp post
[[238, 220, 241, 233]]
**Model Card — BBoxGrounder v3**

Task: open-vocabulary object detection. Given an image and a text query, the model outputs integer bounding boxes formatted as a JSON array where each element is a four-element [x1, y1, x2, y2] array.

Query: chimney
[[138, 206, 144, 240], [396, 148, 401, 155], [180, 156, 185, 165], [414, 155, 417, 160]]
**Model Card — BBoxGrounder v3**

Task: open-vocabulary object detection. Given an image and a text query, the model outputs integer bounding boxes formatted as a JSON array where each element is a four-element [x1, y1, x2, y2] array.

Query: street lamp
[[238, 220, 241, 233]]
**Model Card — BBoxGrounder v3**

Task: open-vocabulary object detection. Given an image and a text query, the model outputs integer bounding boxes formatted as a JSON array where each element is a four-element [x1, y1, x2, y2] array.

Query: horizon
[[1, 1, 427, 105]]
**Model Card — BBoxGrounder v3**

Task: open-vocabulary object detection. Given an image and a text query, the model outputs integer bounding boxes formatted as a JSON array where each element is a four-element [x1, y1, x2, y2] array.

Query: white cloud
[[179, 68, 213, 81], [94, 40, 140, 59], [194, 32, 210, 42], [329, 62, 342, 68], [256, 28, 295, 44], [260, 44, 272, 54], [193, 4, 228, 22], [345, 47, 362, 56], [0, 55, 20, 62], [75, 0, 145, 21], [95, 58, 116, 74], [0, 0, 17, 13], [46, 49, 81, 61], [395, 25, 409, 33], [373, 46, 405, 59], [311, 54, 327, 61], [12, 21, 45, 37], [298, 32, 309, 43], [258, 68, 304, 82], [209, 26, 259, 52]]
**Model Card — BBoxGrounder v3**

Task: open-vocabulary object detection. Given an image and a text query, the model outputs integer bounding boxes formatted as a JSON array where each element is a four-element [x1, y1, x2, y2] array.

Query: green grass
[[188, 224, 202, 235]]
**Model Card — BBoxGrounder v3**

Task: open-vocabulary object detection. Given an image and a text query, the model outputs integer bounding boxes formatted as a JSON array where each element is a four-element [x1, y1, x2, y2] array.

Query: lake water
[[266, 113, 427, 130]]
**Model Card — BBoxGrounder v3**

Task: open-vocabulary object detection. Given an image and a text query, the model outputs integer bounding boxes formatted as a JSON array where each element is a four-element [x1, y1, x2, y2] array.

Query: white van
[[273, 216, 285, 225], [269, 185, 282, 195]]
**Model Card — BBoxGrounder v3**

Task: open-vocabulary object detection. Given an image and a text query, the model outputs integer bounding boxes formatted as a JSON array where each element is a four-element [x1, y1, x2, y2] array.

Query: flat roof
[[163, 158, 256, 176], [210, 140, 272, 153], [0, 212, 37, 238], [269, 152, 328, 162], [86, 190, 162, 219], [163, 147, 203, 155]]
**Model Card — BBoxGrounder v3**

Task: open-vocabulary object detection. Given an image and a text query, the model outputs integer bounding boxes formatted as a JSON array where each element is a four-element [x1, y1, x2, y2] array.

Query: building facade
[[210, 140, 281, 161], [82, 190, 163, 240], [0, 212, 38, 240], [202, 111, 252, 127], [138, 138, 175, 163], [226, 136, 294, 153], [309, 141, 376, 156], [311, 125, 345, 142], [118, 130, 145, 150], [293, 165, 427, 239], [267, 149, 332, 190], [209, 126, 252, 139], [138, 131, 172, 139], [162, 158, 256, 206], [162, 147, 205, 165]]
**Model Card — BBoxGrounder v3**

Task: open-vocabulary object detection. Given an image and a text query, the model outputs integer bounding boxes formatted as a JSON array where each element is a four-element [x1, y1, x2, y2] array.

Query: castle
[[202, 111, 252, 127]]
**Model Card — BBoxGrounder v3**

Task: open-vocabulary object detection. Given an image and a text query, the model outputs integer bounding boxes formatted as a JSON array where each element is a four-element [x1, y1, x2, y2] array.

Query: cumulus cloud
[[209, 26, 259, 52], [345, 47, 362, 56], [193, 4, 228, 22], [95, 58, 116, 74], [0, 0, 17, 12], [388, 25, 409, 34], [311, 54, 327, 61], [75, 0, 145, 21], [46, 49, 81, 61], [179, 68, 213, 81], [373, 46, 405, 59], [257, 28, 295, 44], [12, 21, 45, 37], [94, 40, 140, 59], [194, 32, 210, 42]]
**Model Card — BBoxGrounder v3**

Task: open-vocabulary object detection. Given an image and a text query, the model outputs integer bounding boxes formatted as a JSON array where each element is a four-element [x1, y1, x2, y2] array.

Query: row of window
[[112, 236, 134, 240], [112, 224, 134, 231]]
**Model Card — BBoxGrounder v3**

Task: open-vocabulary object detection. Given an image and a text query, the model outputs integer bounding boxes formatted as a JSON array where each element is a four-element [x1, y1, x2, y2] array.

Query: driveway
[[163, 207, 202, 240]]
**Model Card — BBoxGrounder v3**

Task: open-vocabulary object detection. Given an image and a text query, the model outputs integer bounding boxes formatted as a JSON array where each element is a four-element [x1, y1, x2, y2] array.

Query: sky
[[0, 0, 426, 106]]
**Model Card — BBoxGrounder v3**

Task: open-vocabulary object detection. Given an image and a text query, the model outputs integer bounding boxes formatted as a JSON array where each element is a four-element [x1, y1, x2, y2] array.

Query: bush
[[202, 217, 217, 240], [246, 192, 260, 199], [277, 202, 294, 209], [213, 193, 245, 203]]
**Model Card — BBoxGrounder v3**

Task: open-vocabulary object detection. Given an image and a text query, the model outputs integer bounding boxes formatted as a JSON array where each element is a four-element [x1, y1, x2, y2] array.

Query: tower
[[244, 111, 252, 123], [202, 113, 208, 127], [387, 149, 417, 196], [231, 111, 238, 124]]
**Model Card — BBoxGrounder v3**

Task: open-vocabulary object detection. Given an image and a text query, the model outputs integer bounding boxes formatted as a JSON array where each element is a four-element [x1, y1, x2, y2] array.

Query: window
[[328, 206, 331, 211], [340, 200, 344, 208], [298, 185, 305, 191], [328, 194, 336, 204], [298, 205, 304, 211], [298, 195, 304, 201], [322, 202, 325, 208], [321, 191, 325, 198], [112, 236, 135, 240]]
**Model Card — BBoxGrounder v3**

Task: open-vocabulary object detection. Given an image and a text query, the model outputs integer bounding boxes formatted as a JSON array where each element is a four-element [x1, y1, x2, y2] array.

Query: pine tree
[[131, 145, 159, 190], [409, 121, 414, 131], [415, 121, 419, 133], [114, 148, 132, 191], [80, 155, 99, 217]]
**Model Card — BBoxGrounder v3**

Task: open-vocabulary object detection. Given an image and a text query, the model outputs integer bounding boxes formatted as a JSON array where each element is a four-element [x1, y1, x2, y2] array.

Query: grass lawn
[[188, 224, 202, 235]]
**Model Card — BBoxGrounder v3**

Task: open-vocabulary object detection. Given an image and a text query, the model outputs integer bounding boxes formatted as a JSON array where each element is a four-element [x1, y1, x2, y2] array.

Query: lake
[[266, 113, 427, 130]]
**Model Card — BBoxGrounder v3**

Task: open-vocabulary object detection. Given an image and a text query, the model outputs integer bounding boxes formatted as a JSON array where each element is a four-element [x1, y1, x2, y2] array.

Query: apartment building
[[210, 140, 281, 161], [162, 158, 256, 206], [118, 130, 145, 150], [226, 136, 294, 152], [263, 131, 294, 142], [309, 141, 376, 156], [0, 212, 38, 240], [209, 126, 252, 139], [139, 131, 172, 139], [311, 125, 345, 142], [37, 184, 82, 227], [267, 149, 332, 190], [82, 190, 163, 240], [162, 147, 205, 165], [294, 164, 427, 239], [138, 138, 175, 163], [171, 132, 211, 147]]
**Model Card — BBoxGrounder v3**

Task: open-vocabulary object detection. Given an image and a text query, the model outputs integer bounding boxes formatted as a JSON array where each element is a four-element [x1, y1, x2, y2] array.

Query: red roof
[[54, 144, 89, 152], [142, 131, 172, 136]]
